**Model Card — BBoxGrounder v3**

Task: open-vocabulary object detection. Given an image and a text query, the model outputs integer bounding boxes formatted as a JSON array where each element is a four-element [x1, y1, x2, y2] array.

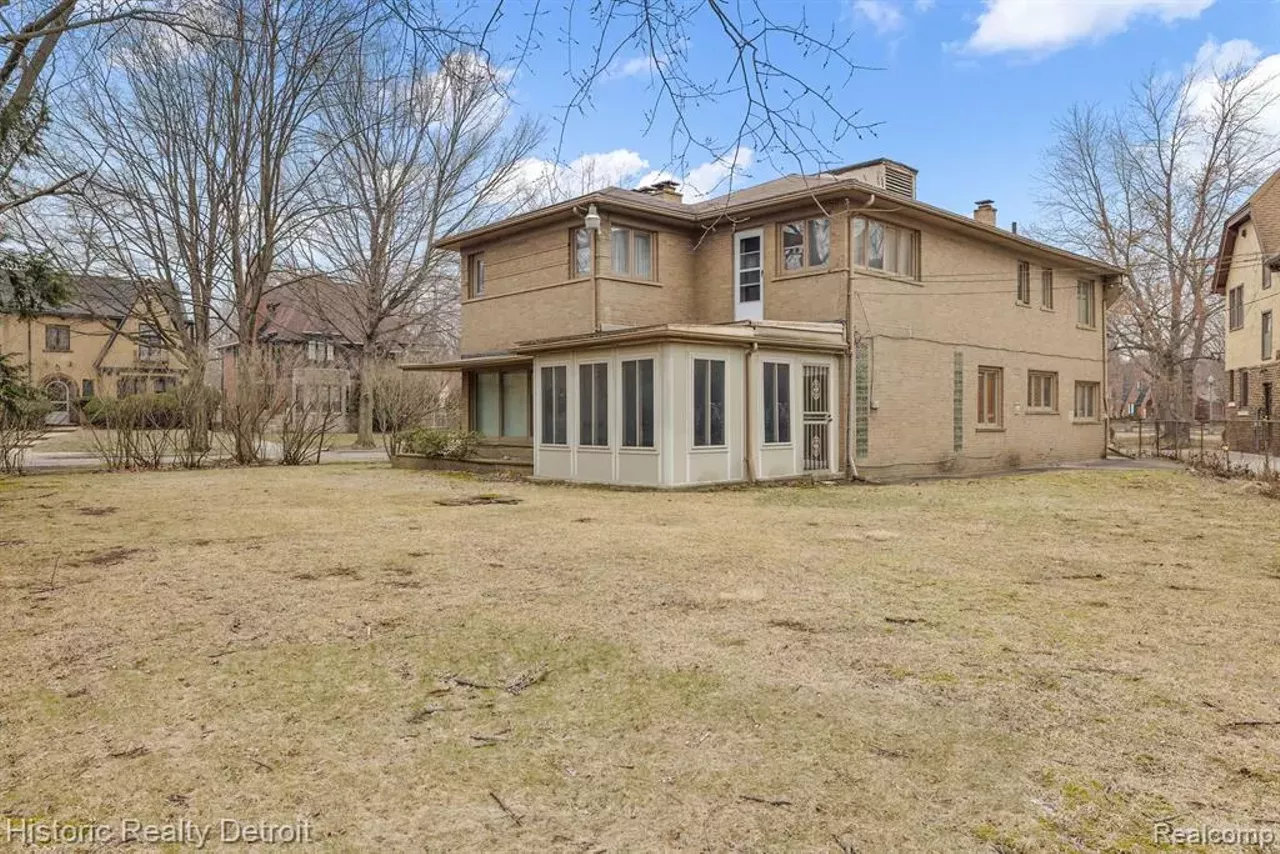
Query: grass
[[1, 464, 1278, 851]]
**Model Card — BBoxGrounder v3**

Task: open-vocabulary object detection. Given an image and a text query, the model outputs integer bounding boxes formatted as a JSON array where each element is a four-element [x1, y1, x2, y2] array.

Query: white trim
[[734, 229, 764, 321]]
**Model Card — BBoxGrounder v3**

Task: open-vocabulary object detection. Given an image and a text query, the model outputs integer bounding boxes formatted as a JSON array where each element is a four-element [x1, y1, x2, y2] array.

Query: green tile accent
[[953, 351, 964, 453], [855, 339, 870, 459]]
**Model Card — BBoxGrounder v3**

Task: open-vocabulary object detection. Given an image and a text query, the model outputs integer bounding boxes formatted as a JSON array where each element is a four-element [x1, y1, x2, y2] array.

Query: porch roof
[[399, 352, 532, 372], [512, 320, 848, 355]]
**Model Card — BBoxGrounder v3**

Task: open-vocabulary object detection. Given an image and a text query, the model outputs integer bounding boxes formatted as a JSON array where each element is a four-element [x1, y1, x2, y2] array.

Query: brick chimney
[[636, 179, 683, 203], [974, 200, 997, 227]]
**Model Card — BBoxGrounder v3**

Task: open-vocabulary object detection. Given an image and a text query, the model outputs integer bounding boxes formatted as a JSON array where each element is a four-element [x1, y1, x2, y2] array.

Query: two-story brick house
[[1214, 167, 1280, 451], [406, 159, 1122, 485]]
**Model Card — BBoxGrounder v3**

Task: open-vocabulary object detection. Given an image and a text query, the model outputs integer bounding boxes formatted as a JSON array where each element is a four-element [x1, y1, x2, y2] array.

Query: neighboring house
[[1214, 167, 1280, 450], [0, 273, 186, 424], [404, 160, 1123, 485]]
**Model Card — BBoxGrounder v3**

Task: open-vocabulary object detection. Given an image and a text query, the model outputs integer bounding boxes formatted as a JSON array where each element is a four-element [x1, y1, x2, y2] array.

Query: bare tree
[[1037, 63, 1280, 421], [302, 34, 539, 447]]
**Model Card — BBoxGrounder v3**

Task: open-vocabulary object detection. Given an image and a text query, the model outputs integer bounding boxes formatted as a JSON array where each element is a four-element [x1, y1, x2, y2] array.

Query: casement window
[[306, 339, 334, 364], [1073, 381, 1100, 420], [1242, 372, 1251, 407], [1027, 371, 1058, 412], [1076, 279, 1096, 328], [468, 253, 486, 297], [44, 324, 70, 352], [572, 227, 592, 277], [471, 369, 530, 438], [762, 361, 791, 443], [692, 357, 726, 447], [540, 365, 568, 445], [621, 358, 655, 448], [1263, 310, 1273, 361], [851, 216, 918, 278], [780, 218, 830, 272], [1016, 261, 1031, 305], [578, 362, 608, 446], [610, 227, 654, 279], [1229, 286, 1244, 330], [1041, 269, 1054, 309], [138, 324, 165, 361], [977, 366, 1003, 427], [82, 379, 94, 398]]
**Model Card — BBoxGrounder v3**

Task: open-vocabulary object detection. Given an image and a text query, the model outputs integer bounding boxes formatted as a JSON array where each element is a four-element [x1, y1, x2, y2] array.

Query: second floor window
[[852, 216, 918, 279], [572, 228, 592, 277], [1264, 310, 1274, 361], [1229, 286, 1244, 330], [1077, 279, 1096, 328], [1042, 269, 1054, 309], [306, 339, 334, 363], [611, 227, 653, 279], [1016, 261, 1031, 305], [469, 253, 486, 297], [780, 218, 830, 271], [45, 324, 70, 352], [138, 324, 164, 361]]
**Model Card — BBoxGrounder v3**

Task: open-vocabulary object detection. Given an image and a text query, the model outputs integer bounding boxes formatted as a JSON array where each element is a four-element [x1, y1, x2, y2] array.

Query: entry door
[[44, 380, 71, 425], [734, 230, 763, 321], [802, 365, 831, 471]]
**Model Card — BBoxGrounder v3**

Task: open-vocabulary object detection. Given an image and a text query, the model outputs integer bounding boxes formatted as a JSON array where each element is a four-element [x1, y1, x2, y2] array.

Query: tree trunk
[[355, 348, 374, 449]]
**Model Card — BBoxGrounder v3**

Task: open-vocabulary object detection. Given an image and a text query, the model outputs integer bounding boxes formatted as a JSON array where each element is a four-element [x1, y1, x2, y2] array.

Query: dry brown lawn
[[2, 464, 1279, 851]]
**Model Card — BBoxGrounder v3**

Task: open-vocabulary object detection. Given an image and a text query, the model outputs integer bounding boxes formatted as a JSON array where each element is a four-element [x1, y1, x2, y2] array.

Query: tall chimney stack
[[974, 200, 997, 227]]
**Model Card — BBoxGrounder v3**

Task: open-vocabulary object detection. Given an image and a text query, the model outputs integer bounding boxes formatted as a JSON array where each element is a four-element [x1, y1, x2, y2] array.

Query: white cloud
[[605, 55, 661, 80], [914, 0, 935, 11], [852, 0, 905, 34], [966, 0, 1214, 55], [1187, 38, 1280, 138], [512, 147, 755, 206]]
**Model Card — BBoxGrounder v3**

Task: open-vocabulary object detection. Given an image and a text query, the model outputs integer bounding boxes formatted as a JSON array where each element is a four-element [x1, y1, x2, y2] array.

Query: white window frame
[[851, 216, 919, 279], [733, 229, 764, 321], [538, 363, 569, 446], [620, 356, 657, 450], [578, 361, 609, 448], [762, 361, 792, 445], [1027, 370, 1058, 413], [610, 226, 654, 280], [977, 366, 1003, 428], [1073, 381, 1100, 421], [691, 356, 728, 449]]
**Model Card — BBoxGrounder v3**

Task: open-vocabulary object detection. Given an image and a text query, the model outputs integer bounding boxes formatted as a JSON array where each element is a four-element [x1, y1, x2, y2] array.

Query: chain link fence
[[1110, 417, 1278, 475]]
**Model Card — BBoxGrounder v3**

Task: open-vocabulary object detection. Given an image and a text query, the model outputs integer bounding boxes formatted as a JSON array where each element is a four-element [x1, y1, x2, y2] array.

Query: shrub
[[397, 428, 480, 460]]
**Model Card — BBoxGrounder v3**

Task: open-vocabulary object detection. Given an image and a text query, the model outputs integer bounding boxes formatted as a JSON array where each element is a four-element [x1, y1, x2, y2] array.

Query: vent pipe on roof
[[974, 200, 997, 227]]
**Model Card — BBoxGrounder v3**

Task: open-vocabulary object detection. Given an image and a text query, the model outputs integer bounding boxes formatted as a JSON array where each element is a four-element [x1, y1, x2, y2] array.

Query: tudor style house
[[405, 160, 1122, 485], [0, 273, 186, 424], [1214, 167, 1280, 451]]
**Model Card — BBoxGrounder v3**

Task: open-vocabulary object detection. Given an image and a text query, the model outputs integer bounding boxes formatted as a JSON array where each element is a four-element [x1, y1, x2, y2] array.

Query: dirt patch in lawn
[[1, 465, 1279, 850]]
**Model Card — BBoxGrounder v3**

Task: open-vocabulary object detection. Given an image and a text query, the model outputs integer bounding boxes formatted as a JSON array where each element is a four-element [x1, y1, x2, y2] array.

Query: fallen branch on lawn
[[740, 795, 792, 807], [489, 791, 523, 826], [1226, 720, 1280, 728]]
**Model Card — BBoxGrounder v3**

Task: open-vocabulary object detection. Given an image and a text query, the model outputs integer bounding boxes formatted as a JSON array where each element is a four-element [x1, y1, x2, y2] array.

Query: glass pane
[[553, 366, 567, 444], [777, 364, 790, 443], [782, 222, 804, 248], [476, 371, 501, 437], [611, 227, 630, 274], [574, 228, 591, 276], [710, 360, 725, 446], [808, 218, 830, 266], [579, 364, 594, 444], [783, 246, 803, 271], [540, 367, 554, 442], [868, 222, 885, 269], [639, 359, 654, 447], [623, 360, 637, 447], [741, 284, 760, 303], [884, 226, 900, 274], [852, 217, 866, 267], [594, 363, 608, 444], [763, 363, 776, 442], [634, 231, 652, 278], [693, 359, 707, 446], [501, 371, 529, 437], [899, 230, 915, 277], [740, 235, 760, 254]]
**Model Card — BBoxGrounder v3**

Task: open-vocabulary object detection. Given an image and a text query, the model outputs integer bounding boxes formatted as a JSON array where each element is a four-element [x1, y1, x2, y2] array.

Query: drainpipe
[[25, 319, 33, 382], [744, 339, 757, 483], [590, 224, 600, 332], [844, 239, 859, 482]]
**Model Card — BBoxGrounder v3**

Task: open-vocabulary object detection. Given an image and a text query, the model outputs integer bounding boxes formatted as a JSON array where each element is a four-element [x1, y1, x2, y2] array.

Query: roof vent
[[882, 163, 915, 199], [635, 179, 683, 203]]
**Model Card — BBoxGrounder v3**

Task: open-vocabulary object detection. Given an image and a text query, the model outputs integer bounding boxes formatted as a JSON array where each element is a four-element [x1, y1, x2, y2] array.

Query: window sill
[[774, 267, 838, 283], [1071, 418, 1101, 425], [1025, 409, 1059, 416], [690, 445, 728, 453], [1015, 301, 1032, 308], [577, 445, 611, 453], [619, 446, 658, 454], [762, 441, 794, 448], [1076, 324, 1098, 332], [851, 267, 922, 287], [975, 425, 1005, 433], [1039, 306, 1055, 313], [539, 442, 570, 449], [601, 274, 661, 287], [44, 350, 71, 354]]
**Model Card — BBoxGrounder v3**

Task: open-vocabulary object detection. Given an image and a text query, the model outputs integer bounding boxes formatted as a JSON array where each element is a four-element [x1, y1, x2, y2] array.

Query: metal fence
[[1110, 417, 1279, 472]]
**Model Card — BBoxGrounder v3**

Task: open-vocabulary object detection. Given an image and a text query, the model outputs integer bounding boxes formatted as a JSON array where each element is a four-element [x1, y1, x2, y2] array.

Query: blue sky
[[500, 0, 1280, 229]]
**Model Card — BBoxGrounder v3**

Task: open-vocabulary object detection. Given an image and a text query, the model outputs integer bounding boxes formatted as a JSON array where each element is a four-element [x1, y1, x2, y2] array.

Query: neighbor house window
[[1229, 285, 1244, 330], [572, 227, 592, 277], [468, 253, 486, 297], [306, 339, 334, 364], [610, 227, 654, 279], [1265, 266, 1273, 290], [470, 368, 530, 438], [1016, 261, 1031, 305], [540, 365, 568, 445], [1263, 310, 1273, 361], [1264, 382, 1274, 417], [1041, 269, 1054, 309], [578, 362, 608, 446], [762, 361, 791, 443], [780, 218, 830, 271], [138, 324, 165, 362], [45, 324, 70, 352], [1076, 279, 1096, 328], [1074, 381, 1100, 420], [621, 358, 655, 448], [1228, 369, 1235, 403], [1027, 371, 1058, 412], [977, 366, 1002, 427], [1242, 372, 1251, 408], [851, 216, 918, 278], [692, 358, 726, 447], [82, 379, 94, 398]]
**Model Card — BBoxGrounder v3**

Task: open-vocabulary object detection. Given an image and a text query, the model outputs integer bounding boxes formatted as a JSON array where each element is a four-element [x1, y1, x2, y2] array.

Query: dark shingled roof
[[0, 272, 139, 319]]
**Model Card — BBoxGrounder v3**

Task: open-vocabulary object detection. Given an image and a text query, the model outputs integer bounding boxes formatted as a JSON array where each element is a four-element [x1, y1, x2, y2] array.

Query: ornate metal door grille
[[802, 365, 831, 471]]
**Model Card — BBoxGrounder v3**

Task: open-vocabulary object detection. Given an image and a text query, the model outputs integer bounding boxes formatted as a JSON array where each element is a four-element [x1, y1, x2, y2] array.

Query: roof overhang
[[512, 321, 848, 356], [400, 352, 533, 372], [1213, 206, 1252, 294]]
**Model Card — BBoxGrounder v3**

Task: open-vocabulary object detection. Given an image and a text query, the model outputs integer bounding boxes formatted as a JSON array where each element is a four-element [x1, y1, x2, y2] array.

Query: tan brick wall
[[1223, 219, 1279, 373]]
